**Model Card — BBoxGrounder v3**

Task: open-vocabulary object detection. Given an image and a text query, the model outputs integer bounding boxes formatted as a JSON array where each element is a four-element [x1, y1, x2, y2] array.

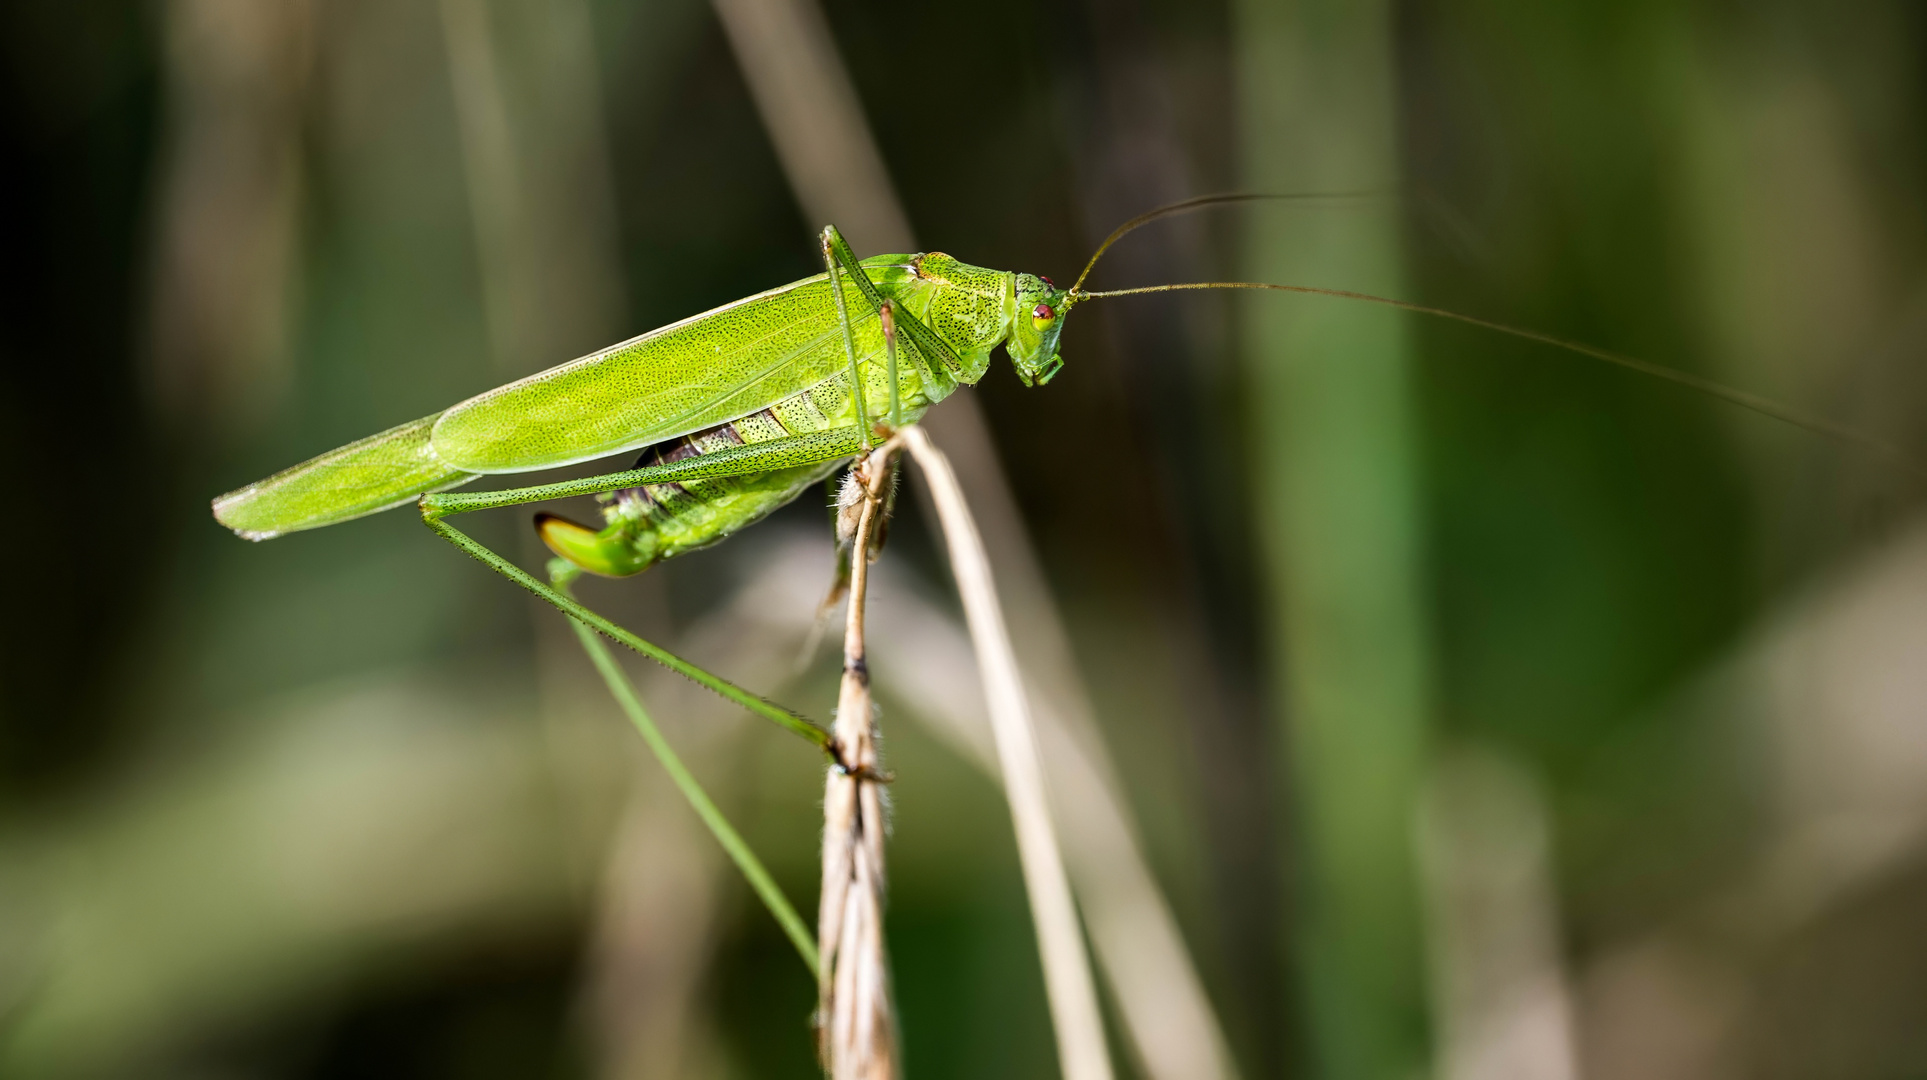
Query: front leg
[[820, 224, 971, 388], [821, 229, 874, 448]]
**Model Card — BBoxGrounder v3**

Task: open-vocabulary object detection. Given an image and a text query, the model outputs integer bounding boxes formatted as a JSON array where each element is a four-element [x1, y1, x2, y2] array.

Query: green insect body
[[531, 252, 1023, 577], [207, 227, 1080, 886], [213, 239, 1072, 582]]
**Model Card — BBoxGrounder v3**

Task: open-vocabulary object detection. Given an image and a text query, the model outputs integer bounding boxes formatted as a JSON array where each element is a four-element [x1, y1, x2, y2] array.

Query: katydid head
[[1009, 272, 1069, 386]]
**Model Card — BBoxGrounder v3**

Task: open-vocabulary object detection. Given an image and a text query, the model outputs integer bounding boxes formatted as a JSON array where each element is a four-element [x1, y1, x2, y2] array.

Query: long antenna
[[1067, 191, 1385, 296], [1073, 280, 1919, 475]]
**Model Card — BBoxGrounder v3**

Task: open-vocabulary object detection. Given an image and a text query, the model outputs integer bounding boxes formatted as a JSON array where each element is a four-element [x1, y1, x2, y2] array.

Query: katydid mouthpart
[[212, 195, 1906, 743]]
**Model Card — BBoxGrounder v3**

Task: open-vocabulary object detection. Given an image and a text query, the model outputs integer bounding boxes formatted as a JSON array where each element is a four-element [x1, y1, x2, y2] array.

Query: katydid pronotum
[[211, 194, 1903, 962]]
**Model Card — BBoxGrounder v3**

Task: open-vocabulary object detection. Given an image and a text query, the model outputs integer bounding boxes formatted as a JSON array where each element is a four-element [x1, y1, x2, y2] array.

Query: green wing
[[212, 413, 478, 539], [430, 257, 917, 473]]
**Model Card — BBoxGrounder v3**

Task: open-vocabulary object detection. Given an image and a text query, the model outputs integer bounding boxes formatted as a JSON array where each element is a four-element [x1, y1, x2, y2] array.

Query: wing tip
[[211, 488, 289, 541]]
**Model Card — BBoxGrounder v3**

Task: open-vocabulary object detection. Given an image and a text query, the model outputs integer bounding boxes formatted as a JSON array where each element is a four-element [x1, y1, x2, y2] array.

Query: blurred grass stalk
[[900, 427, 1113, 1080], [1416, 748, 1581, 1080], [1236, 0, 1434, 1077], [146, 0, 310, 430], [434, 2, 716, 1076], [434, 0, 635, 903], [437, 0, 625, 377]]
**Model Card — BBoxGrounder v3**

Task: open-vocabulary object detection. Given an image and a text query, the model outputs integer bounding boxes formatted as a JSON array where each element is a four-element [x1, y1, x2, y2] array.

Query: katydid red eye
[[1033, 303, 1055, 320], [1039, 276, 1055, 288]]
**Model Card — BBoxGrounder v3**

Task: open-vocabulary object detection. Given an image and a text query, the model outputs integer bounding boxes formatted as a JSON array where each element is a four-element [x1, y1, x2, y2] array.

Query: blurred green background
[[5, 0, 1927, 1077]]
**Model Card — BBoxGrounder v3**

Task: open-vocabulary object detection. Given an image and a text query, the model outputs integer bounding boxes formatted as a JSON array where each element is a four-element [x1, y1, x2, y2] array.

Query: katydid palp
[[211, 196, 1905, 749]]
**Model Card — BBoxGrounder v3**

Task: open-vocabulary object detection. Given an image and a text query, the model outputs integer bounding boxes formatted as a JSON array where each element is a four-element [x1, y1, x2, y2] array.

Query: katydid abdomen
[[534, 368, 937, 577]]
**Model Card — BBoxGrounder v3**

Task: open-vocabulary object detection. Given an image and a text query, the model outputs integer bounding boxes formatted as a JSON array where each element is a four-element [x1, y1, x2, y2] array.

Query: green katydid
[[212, 195, 1907, 752], [214, 222, 1065, 752]]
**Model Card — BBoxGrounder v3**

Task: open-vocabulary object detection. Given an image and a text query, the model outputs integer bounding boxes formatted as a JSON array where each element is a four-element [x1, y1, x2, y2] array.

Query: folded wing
[[212, 413, 478, 539], [431, 260, 912, 474]]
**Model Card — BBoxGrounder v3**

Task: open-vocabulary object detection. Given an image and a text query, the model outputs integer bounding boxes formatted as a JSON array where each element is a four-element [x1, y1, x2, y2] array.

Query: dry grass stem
[[864, 572, 1238, 1080], [707, 0, 912, 254], [818, 438, 902, 1080], [900, 426, 1115, 1080], [712, 0, 1229, 1071], [917, 400, 1239, 1080]]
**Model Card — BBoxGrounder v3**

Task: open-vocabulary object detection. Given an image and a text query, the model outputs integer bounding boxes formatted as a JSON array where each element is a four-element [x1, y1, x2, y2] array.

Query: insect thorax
[[904, 252, 1016, 379]]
